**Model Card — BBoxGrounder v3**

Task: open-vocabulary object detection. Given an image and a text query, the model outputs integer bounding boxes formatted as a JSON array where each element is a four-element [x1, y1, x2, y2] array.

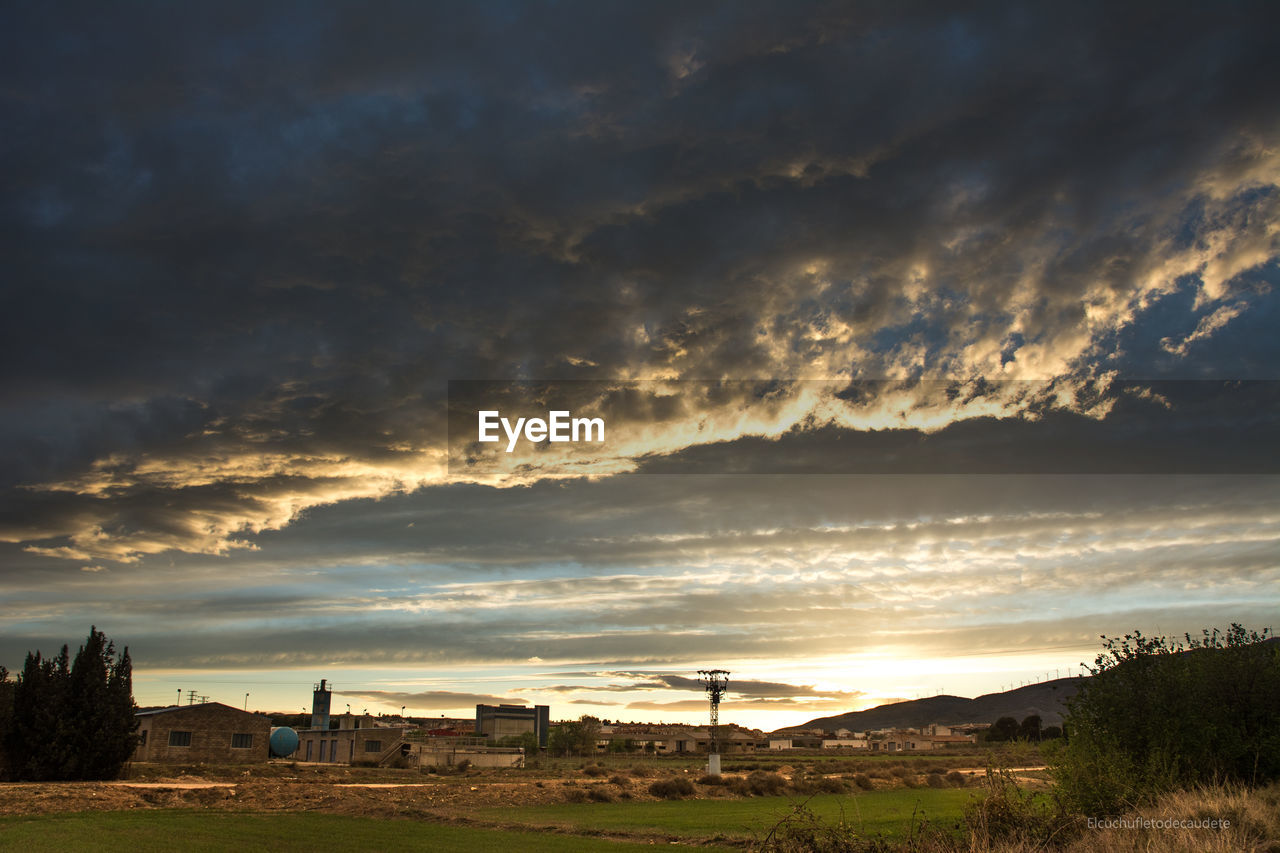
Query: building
[[475, 704, 550, 747], [133, 703, 271, 764], [297, 723, 410, 764]]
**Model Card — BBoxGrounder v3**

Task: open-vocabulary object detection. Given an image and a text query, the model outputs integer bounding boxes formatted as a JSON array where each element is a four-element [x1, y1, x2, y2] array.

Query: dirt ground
[[0, 754, 1008, 819]]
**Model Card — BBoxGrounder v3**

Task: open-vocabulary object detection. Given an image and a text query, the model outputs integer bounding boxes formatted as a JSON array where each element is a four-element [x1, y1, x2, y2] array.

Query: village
[[130, 678, 982, 770]]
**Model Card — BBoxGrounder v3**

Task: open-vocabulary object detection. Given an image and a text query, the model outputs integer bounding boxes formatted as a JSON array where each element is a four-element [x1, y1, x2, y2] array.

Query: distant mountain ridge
[[782, 677, 1081, 733]]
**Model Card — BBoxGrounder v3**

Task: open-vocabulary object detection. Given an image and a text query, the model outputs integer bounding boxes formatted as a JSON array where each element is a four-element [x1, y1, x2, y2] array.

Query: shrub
[[581, 764, 607, 777], [964, 768, 1072, 847], [1053, 625, 1280, 814], [607, 774, 630, 786], [697, 773, 727, 786], [649, 777, 695, 799], [926, 773, 947, 789], [852, 773, 875, 790], [746, 770, 785, 796], [563, 787, 590, 803], [586, 785, 614, 802], [945, 770, 966, 787], [812, 775, 846, 793]]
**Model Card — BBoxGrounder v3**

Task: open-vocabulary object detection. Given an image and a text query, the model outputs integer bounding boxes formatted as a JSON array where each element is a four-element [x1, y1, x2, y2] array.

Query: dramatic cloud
[[2, 2, 1277, 562]]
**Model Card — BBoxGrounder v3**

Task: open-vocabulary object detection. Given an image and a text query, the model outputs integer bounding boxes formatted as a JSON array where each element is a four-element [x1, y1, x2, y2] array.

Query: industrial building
[[475, 703, 550, 747], [133, 702, 271, 764]]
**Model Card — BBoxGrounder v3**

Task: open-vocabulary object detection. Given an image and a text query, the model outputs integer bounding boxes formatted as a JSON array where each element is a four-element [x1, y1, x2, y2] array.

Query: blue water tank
[[269, 726, 300, 758]]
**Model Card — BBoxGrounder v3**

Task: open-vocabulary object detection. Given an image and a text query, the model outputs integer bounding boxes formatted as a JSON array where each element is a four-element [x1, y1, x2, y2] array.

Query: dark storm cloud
[[2, 1, 1279, 561], [334, 689, 519, 711]]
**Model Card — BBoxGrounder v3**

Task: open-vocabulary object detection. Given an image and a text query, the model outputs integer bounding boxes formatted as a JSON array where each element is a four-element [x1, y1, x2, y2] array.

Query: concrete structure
[[409, 738, 524, 769], [133, 703, 271, 764], [822, 738, 869, 749], [475, 704, 550, 747], [298, 724, 410, 764]]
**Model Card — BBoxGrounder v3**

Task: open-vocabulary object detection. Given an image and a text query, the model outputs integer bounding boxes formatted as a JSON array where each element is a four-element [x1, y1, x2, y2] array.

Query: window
[[168, 730, 192, 747], [139, 730, 148, 746], [231, 733, 253, 749], [364, 740, 383, 753]]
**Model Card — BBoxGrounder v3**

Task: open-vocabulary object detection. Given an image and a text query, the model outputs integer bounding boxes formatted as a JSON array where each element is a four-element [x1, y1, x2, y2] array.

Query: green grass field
[[479, 787, 976, 843], [0, 811, 670, 853]]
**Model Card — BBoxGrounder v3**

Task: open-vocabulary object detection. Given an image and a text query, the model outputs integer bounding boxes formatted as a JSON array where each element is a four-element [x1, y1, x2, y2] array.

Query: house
[[133, 703, 271, 764]]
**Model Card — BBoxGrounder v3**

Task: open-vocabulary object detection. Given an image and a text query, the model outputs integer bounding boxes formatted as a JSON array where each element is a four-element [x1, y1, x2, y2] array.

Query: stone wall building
[[133, 703, 271, 764]]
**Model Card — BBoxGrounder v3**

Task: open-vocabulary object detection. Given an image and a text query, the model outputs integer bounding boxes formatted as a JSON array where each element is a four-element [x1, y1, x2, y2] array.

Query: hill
[[782, 678, 1080, 733]]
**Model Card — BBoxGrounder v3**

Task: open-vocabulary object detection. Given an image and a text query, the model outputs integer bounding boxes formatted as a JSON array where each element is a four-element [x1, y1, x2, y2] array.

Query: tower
[[698, 669, 730, 775], [311, 678, 332, 731]]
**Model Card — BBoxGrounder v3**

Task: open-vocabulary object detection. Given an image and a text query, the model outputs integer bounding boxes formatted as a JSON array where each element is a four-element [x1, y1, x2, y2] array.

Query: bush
[[812, 775, 846, 793], [649, 777, 695, 799], [746, 770, 785, 796], [851, 773, 875, 790], [697, 773, 727, 786], [945, 770, 966, 787], [607, 774, 630, 786], [925, 773, 947, 788], [563, 787, 590, 803], [1053, 625, 1280, 814], [586, 784, 614, 802], [581, 764, 607, 777], [964, 768, 1072, 847]]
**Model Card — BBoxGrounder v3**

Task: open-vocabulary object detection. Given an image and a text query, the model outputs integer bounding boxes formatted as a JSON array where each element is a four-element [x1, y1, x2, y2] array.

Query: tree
[[547, 715, 602, 756], [4, 627, 138, 781], [1018, 714, 1042, 742], [1052, 624, 1280, 814], [987, 716, 1019, 742]]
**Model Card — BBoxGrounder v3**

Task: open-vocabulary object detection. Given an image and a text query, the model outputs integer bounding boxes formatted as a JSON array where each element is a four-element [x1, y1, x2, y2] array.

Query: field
[[0, 752, 992, 850], [0, 810, 670, 852], [2, 751, 1276, 851], [477, 788, 973, 842]]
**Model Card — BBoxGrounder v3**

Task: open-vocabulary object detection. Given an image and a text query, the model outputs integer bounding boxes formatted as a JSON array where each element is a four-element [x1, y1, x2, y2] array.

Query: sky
[[2, 2, 1278, 731]]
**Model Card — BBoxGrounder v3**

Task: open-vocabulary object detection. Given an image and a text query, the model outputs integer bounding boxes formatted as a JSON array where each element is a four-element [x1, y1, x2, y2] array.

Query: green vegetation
[[2, 626, 138, 781], [1052, 624, 1280, 814], [479, 788, 973, 842], [547, 715, 602, 756], [0, 811, 663, 852]]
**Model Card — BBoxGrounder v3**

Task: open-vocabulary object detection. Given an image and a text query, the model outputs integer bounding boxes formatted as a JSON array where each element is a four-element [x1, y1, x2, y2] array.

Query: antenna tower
[[698, 669, 730, 765]]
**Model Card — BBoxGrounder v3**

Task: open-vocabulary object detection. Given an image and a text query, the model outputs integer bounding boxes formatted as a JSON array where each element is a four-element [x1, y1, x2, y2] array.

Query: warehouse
[[133, 703, 271, 764]]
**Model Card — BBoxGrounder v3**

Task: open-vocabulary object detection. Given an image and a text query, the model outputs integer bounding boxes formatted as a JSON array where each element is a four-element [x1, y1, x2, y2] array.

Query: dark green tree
[[987, 716, 1019, 742], [1052, 624, 1280, 814], [547, 715, 602, 756], [0, 666, 13, 777], [1018, 714, 1042, 742], [5, 627, 138, 781]]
